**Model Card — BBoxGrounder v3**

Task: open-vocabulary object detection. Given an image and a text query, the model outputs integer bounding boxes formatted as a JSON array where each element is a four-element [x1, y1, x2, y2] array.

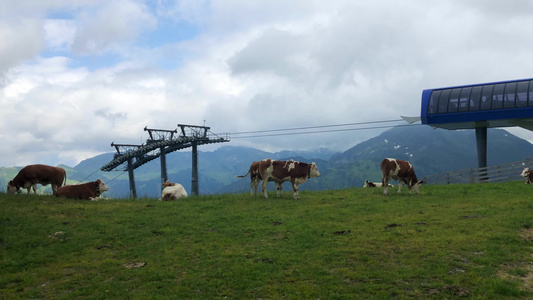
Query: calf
[[55, 179, 109, 200], [363, 180, 393, 188], [381, 158, 423, 195], [161, 181, 188, 200], [520, 167, 533, 184], [7, 164, 66, 194], [258, 159, 320, 199]]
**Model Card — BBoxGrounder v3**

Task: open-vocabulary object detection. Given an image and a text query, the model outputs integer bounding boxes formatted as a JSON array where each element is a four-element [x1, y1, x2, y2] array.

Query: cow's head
[[410, 180, 424, 194], [96, 179, 110, 193], [521, 167, 530, 178], [7, 181, 20, 194], [162, 180, 174, 188], [309, 162, 320, 178], [363, 180, 376, 188]]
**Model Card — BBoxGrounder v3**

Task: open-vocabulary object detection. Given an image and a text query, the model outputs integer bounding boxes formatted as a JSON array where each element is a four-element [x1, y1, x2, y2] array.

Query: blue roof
[[421, 78, 533, 130]]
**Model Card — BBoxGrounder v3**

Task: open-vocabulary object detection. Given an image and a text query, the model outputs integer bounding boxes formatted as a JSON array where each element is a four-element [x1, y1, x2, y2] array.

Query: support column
[[475, 126, 488, 181], [191, 141, 199, 196], [127, 158, 137, 198], [160, 146, 168, 188]]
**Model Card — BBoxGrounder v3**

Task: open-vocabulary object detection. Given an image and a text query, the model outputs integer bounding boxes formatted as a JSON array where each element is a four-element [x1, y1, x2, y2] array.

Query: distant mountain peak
[[2, 126, 531, 197]]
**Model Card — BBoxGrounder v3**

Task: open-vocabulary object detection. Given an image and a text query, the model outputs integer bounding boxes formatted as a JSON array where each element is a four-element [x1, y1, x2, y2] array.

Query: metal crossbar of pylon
[[101, 124, 230, 198], [144, 126, 178, 141]]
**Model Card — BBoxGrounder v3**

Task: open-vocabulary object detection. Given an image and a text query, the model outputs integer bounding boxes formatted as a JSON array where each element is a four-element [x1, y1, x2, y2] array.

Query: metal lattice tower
[[101, 124, 230, 198]]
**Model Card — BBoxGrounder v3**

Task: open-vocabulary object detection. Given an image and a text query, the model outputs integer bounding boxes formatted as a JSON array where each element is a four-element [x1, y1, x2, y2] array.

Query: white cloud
[[3, 57, 88, 99], [71, 0, 156, 55], [0, 18, 44, 73], [2, 0, 533, 168], [155, 0, 210, 24], [44, 19, 77, 51]]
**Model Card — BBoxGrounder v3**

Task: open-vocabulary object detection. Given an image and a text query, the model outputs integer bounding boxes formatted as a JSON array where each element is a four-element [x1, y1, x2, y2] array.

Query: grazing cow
[[520, 167, 533, 184], [161, 181, 188, 200], [55, 179, 109, 200], [381, 158, 423, 195], [258, 159, 320, 199], [235, 161, 284, 196], [235, 161, 261, 195], [363, 180, 393, 188], [7, 164, 66, 194]]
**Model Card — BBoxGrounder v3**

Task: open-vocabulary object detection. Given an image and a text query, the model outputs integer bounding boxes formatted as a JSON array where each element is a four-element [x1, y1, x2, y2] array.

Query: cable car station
[[420, 78, 533, 176]]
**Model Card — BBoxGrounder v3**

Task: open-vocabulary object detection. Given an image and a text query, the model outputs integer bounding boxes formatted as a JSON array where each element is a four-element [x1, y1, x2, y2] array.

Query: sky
[[2, 0, 533, 168]]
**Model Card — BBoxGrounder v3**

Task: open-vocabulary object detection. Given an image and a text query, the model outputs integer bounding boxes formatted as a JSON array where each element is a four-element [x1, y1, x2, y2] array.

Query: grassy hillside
[[1, 182, 533, 299], [2, 128, 533, 197], [329, 127, 533, 188]]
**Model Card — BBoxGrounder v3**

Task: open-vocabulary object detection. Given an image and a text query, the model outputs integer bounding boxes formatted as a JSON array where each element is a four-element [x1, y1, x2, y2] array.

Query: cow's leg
[[27, 183, 37, 194], [52, 184, 58, 194], [23, 183, 31, 194], [292, 182, 300, 199], [251, 179, 257, 196], [382, 175, 390, 195], [397, 181, 403, 193], [406, 180, 413, 194], [275, 182, 283, 197], [261, 180, 268, 199]]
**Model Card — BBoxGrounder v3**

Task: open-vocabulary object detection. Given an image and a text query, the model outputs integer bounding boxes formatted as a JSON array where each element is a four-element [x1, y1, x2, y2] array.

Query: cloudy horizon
[[2, 0, 533, 168]]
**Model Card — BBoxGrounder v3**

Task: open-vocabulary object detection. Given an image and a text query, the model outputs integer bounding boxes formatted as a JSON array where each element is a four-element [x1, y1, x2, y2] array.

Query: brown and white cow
[[235, 160, 284, 196], [363, 180, 393, 188], [55, 179, 109, 200], [258, 159, 320, 199], [160, 180, 188, 200], [235, 161, 262, 196], [381, 158, 423, 195], [7, 164, 66, 194], [162, 180, 178, 188], [520, 167, 533, 184]]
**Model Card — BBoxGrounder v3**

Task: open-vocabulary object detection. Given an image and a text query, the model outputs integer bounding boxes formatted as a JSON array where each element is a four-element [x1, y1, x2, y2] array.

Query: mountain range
[[1, 126, 532, 198]]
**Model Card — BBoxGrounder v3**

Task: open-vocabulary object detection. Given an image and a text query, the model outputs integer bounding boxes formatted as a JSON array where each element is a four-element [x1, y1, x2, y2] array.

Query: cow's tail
[[235, 170, 251, 178]]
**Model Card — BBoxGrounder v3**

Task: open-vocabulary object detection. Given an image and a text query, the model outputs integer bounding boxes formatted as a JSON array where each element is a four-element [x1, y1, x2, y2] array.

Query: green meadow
[[1, 182, 533, 299]]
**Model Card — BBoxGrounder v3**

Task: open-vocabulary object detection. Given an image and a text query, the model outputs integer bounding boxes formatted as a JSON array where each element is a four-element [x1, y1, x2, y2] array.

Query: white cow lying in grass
[[363, 180, 393, 188], [160, 180, 188, 201]]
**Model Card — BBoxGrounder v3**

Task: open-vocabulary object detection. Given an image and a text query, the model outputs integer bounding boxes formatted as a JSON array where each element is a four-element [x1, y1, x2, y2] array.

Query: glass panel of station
[[427, 79, 533, 115]]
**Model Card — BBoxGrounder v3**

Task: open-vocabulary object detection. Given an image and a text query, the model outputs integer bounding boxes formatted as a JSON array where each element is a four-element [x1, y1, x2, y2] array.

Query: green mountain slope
[[323, 126, 533, 189], [1, 126, 532, 197]]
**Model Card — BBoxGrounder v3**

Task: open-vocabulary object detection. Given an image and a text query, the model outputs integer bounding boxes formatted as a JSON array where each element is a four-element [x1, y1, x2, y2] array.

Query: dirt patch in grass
[[519, 227, 533, 241], [497, 227, 533, 292], [333, 230, 351, 235], [385, 223, 401, 228], [442, 285, 470, 297], [497, 263, 533, 293], [124, 262, 146, 269]]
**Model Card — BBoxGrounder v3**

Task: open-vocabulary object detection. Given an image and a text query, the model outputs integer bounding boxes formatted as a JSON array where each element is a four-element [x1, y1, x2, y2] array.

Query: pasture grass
[[1, 181, 533, 299]]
